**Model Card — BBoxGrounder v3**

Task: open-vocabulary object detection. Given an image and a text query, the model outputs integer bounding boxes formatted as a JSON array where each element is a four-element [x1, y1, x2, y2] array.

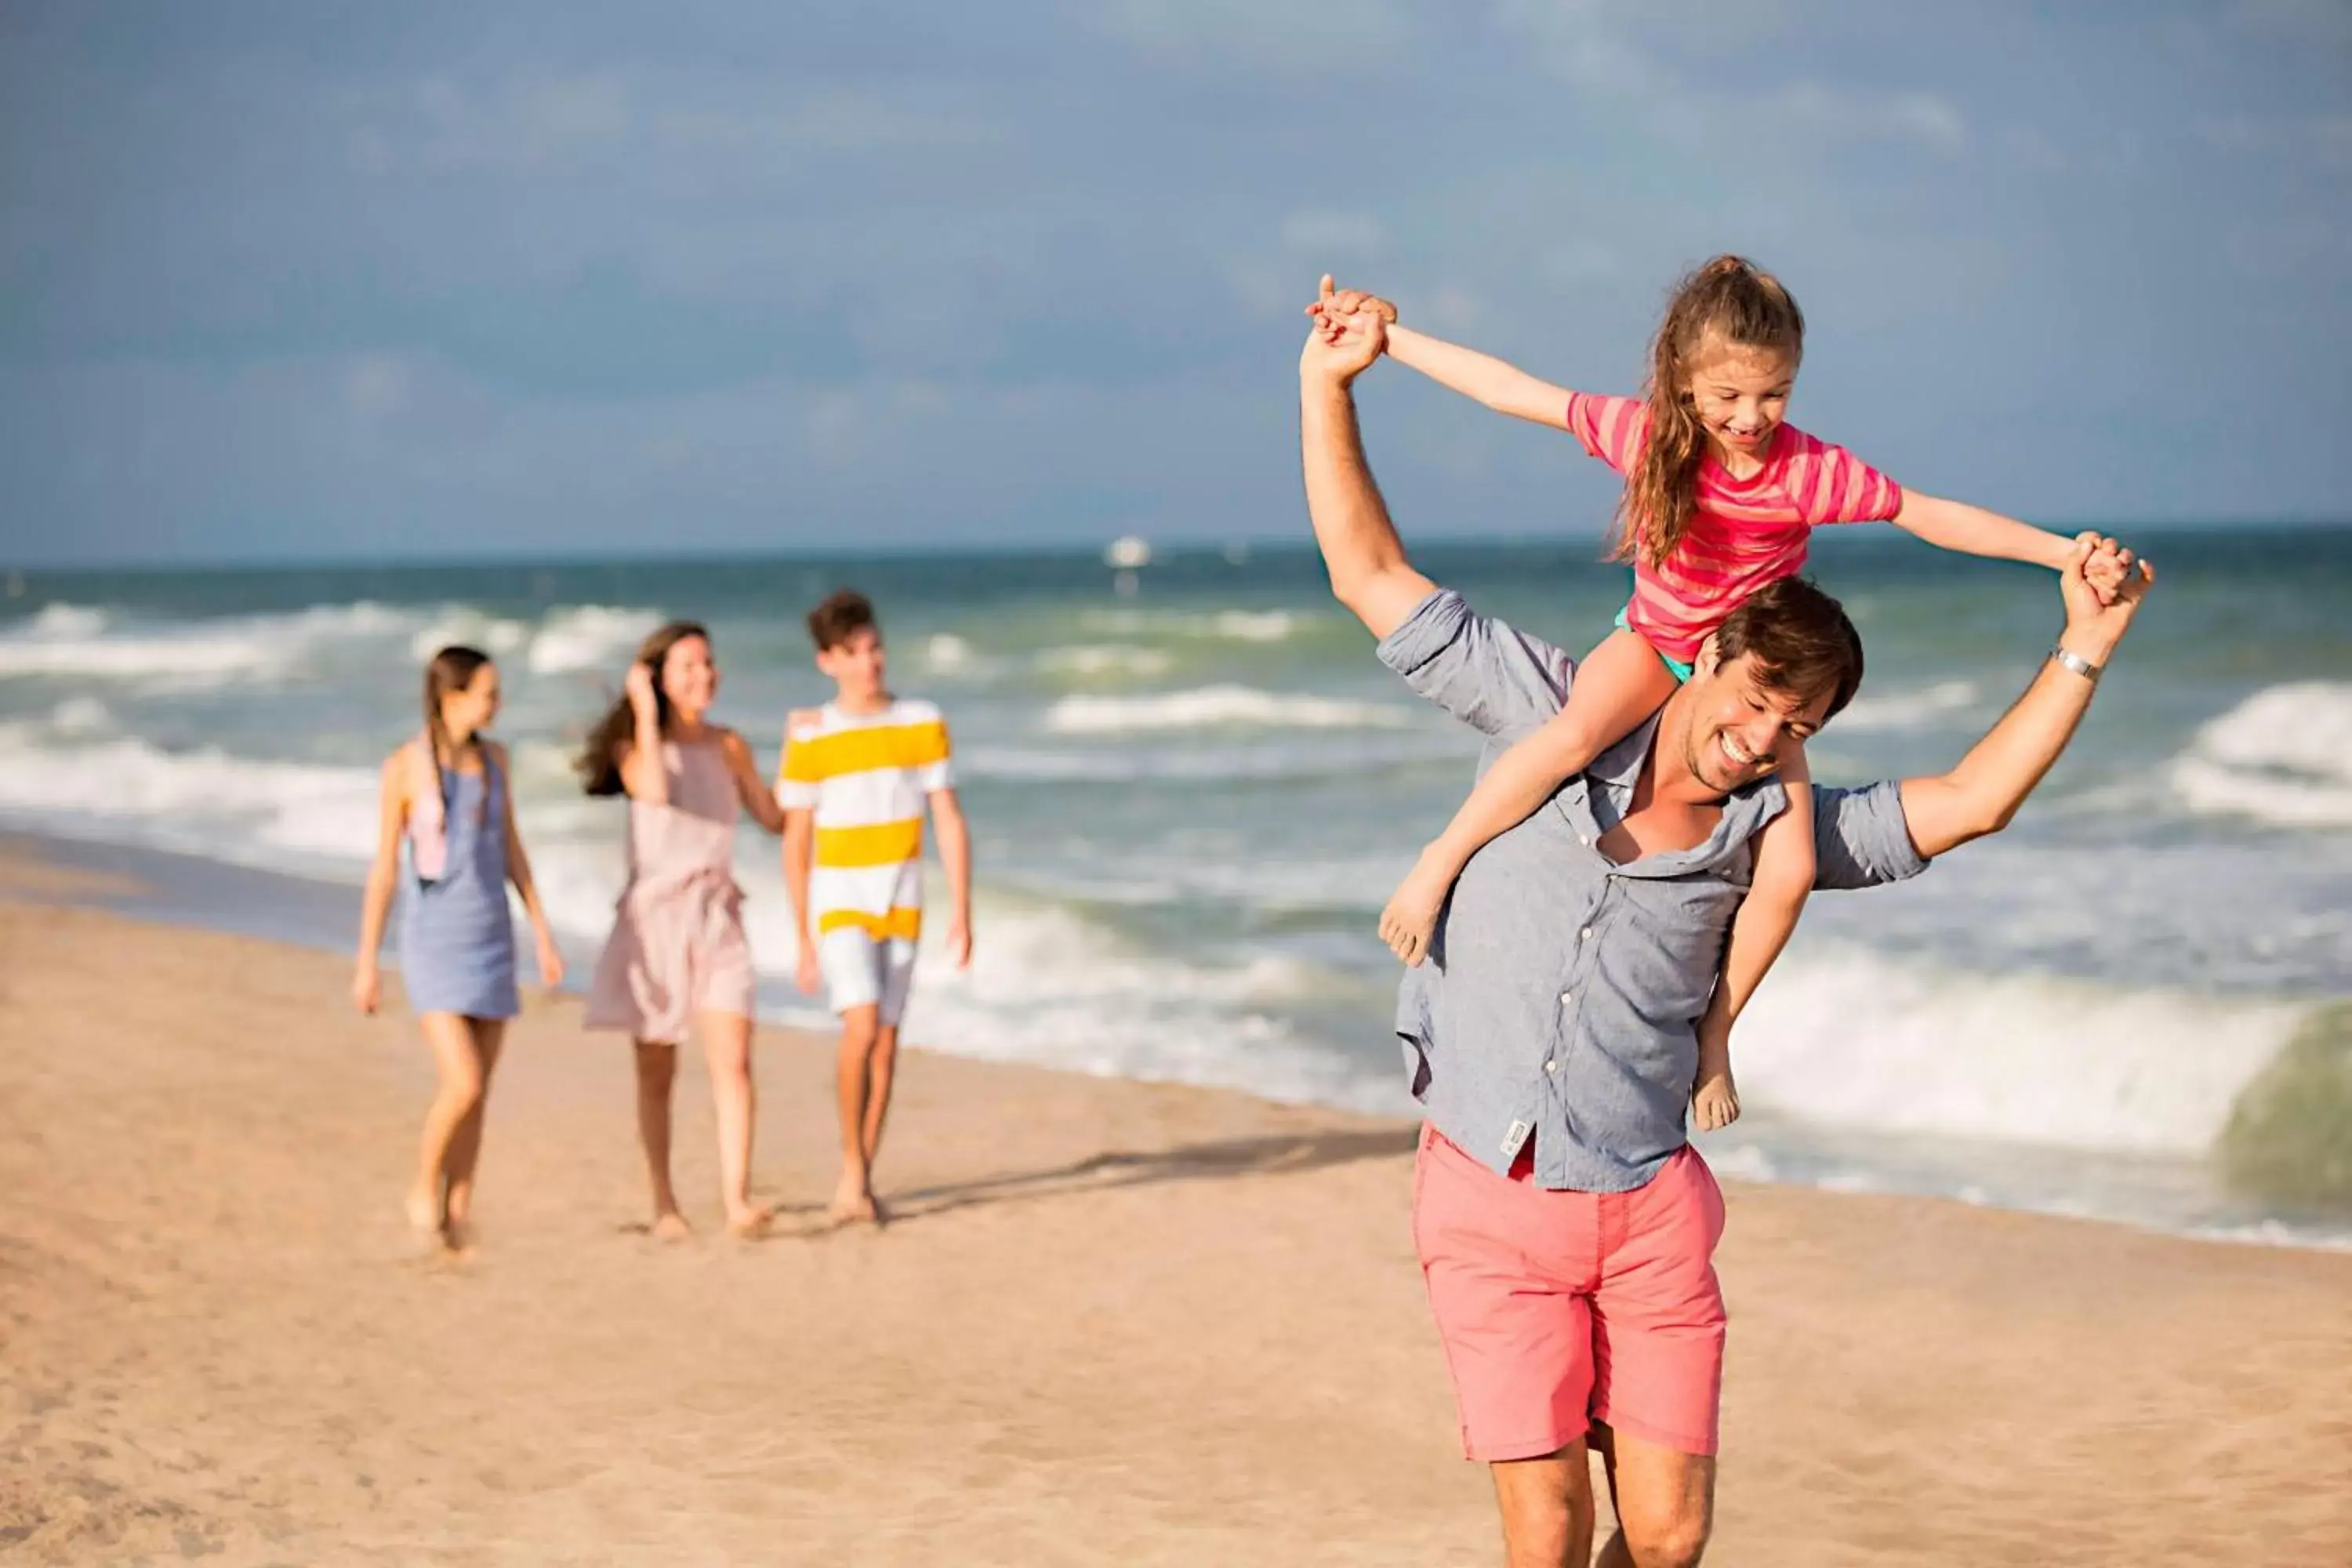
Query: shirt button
[[1580, 926, 1593, 941], [1544, 1059, 1559, 1073], [1559, 989, 1574, 1006]]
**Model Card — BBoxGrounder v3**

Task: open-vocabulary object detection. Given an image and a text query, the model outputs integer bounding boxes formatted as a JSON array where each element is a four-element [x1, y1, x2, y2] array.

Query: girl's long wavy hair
[[1613, 255, 1806, 569], [575, 620, 710, 797], [423, 644, 495, 827]]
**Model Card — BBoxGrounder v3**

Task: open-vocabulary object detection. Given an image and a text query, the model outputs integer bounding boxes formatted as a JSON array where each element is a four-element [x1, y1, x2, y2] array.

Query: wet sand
[[2, 850, 2346, 1564]]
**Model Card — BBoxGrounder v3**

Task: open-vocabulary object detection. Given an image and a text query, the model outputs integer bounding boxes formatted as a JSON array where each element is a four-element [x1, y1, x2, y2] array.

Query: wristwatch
[[2049, 644, 2102, 683]]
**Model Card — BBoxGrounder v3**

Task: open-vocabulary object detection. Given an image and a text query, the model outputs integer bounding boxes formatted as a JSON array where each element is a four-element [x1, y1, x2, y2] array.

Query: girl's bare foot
[[402, 1189, 440, 1241], [1691, 1070, 1740, 1132], [650, 1210, 694, 1243], [724, 1203, 775, 1240], [1378, 851, 1453, 966]]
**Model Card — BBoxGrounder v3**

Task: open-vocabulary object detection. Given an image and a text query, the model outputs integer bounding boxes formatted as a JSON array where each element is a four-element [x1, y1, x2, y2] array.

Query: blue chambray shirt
[[1379, 588, 1929, 1192]]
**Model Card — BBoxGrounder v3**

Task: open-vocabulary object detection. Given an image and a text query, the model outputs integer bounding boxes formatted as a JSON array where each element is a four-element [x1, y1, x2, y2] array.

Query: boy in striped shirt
[[779, 590, 973, 1225]]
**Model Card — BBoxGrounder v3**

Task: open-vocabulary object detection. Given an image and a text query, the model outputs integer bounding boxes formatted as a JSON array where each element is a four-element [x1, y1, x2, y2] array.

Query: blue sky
[[2, 0, 2347, 566]]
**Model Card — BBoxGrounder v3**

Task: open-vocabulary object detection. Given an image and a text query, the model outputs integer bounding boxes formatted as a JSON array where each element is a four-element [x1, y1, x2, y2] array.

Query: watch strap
[[2050, 644, 2102, 683]]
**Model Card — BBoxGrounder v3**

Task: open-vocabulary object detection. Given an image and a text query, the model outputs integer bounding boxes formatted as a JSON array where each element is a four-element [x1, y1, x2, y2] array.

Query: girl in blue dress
[[353, 645, 564, 1253]]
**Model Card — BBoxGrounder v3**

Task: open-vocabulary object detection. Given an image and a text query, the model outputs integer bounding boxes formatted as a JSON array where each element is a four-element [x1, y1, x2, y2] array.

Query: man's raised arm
[[1301, 277, 1436, 641], [1898, 535, 2154, 860]]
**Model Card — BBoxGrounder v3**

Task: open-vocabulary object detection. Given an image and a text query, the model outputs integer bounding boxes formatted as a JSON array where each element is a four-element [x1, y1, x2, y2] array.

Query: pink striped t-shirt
[[1565, 392, 1904, 663]]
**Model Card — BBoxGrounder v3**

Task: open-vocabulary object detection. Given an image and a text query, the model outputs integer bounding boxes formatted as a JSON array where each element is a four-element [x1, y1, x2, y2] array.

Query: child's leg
[[632, 1039, 690, 1238], [1691, 742, 1816, 1132], [1380, 628, 1681, 965], [1690, 983, 1740, 1132], [438, 1018, 507, 1245], [858, 944, 917, 1191], [860, 1024, 900, 1216], [412, 1011, 488, 1242], [697, 1009, 766, 1235], [831, 1002, 884, 1223]]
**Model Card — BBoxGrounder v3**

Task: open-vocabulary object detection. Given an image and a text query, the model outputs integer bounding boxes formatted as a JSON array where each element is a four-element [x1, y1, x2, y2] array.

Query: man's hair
[[1712, 576, 1864, 720], [807, 589, 878, 653]]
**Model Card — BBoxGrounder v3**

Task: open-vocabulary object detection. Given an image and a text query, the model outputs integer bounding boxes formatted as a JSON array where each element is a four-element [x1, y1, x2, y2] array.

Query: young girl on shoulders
[[1312, 260, 2124, 1129]]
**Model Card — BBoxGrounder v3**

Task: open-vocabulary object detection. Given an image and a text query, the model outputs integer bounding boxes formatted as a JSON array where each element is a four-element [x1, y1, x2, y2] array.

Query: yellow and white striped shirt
[[776, 698, 953, 942]]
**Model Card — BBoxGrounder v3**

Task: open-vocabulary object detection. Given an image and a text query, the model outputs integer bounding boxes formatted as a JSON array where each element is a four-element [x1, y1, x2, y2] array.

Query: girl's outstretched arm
[[495, 742, 565, 989], [353, 752, 407, 1014], [1385, 323, 1577, 427], [1892, 492, 2082, 572], [1306, 282, 1572, 426]]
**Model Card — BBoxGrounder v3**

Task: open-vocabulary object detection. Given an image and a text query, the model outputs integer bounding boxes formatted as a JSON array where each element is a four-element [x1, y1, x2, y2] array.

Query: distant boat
[[1103, 535, 1152, 570]]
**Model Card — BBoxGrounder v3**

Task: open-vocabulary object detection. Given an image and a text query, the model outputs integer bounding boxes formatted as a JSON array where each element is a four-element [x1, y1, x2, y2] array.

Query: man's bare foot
[[1378, 851, 1455, 967], [1691, 1071, 1740, 1132], [649, 1210, 694, 1243], [724, 1203, 775, 1240]]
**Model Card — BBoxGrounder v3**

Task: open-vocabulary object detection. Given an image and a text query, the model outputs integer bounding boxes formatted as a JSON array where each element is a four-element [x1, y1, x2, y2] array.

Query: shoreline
[[6, 826, 2344, 1255], [3, 848, 2350, 1561]]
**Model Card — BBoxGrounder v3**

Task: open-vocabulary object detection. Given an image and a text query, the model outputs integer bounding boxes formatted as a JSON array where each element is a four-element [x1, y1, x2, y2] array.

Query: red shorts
[[1413, 1123, 1728, 1461]]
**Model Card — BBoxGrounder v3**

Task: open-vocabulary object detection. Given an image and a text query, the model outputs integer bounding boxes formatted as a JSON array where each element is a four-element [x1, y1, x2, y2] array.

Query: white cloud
[[1998, 122, 2070, 172], [1417, 285, 1486, 334], [344, 354, 416, 423], [1092, 0, 1419, 73], [343, 71, 1011, 181], [2198, 112, 2352, 169], [652, 87, 1017, 160], [1492, 1, 1967, 155], [343, 71, 636, 172], [1762, 82, 1967, 154]]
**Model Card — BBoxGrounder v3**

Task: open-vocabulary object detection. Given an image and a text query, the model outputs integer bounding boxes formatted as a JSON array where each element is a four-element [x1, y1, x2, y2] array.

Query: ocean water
[[3, 527, 2348, 1245]]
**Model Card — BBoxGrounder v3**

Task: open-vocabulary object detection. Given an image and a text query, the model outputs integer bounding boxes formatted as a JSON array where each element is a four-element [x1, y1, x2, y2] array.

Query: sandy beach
[[2, 845, 2347, 1566]]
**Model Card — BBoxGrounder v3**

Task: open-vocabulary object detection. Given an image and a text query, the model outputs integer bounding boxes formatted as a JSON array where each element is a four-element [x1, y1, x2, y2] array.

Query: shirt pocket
[[1608, 873, 1744, 1026]]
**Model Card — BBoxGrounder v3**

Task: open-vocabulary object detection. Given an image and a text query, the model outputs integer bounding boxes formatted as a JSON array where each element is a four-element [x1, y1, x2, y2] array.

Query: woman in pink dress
[[578, 621, 786, 1238]]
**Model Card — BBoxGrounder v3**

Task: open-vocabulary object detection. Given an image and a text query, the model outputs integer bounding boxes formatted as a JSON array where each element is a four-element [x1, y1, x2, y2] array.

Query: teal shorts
[[1614, 606, 1695, 684]]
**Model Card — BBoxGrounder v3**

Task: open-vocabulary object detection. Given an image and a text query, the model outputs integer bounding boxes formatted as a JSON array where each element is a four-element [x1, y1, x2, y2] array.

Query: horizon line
[[8, 514, 2350, 578]]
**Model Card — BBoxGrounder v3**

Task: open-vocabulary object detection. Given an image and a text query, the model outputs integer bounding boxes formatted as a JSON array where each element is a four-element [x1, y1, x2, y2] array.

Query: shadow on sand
[[875, 1124, 1420, 1229]]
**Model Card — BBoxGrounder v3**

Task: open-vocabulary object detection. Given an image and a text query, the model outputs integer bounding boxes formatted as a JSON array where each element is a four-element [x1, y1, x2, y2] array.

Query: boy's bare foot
[[1691, 1070, 1740, 1132], [649, 1210, 694, 1243], [829, 1174, 879, 1226], [724, 1203, 775, 1240], [1378, 851, 1454, 967]]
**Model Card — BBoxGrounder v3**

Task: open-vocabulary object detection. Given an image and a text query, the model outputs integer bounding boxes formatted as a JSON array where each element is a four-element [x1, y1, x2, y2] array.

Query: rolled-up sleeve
[[1812, 781, 1930, 891], [1374, 588, 1577, 742]]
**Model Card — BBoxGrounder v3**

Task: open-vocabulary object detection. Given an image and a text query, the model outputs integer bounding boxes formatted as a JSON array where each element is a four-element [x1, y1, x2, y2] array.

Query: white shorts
[[818, 927, 918, 1025]]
